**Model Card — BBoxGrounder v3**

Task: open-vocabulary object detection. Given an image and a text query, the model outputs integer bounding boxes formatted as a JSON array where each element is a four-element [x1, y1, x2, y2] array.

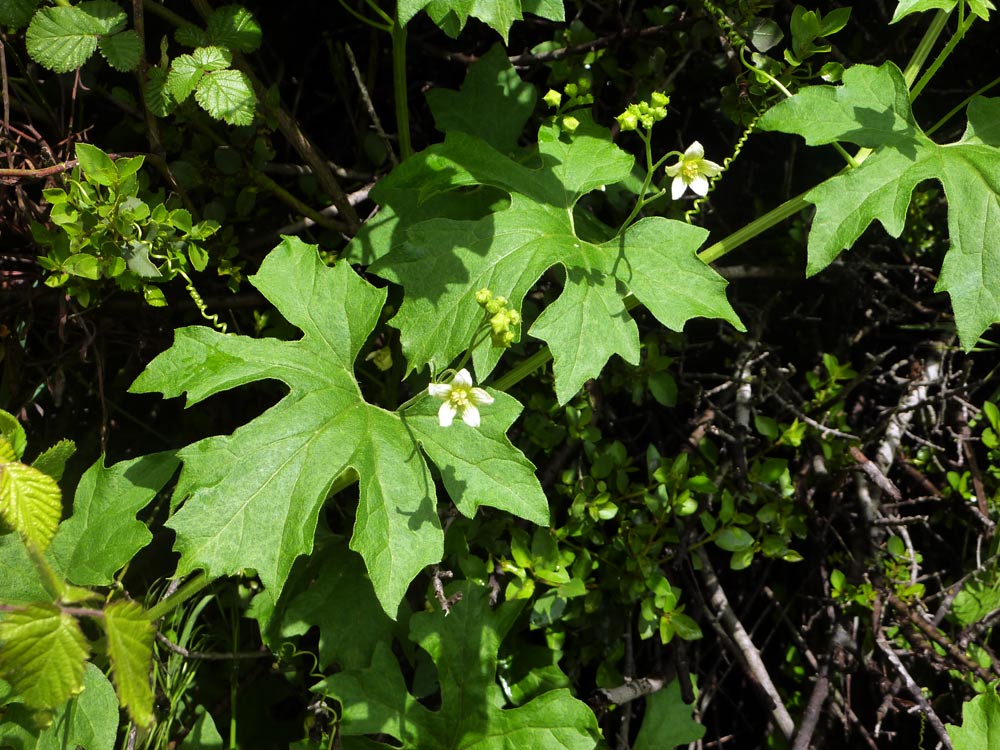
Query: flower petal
[[685, 141, 705, 158], [702, 159, 723, 176], [470, 387, 494, 405], [689, 175, 710, 196], [453, 369, 474, 387], [428, 383, 452, 399], [671, 176, 687, 200], [461, 404, 481, 427], [438, 402, 457, 427]]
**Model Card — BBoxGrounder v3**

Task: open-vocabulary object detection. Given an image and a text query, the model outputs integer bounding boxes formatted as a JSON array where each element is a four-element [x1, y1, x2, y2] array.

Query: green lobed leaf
[[279, 538, 400, 670], [0, 460, 62, 551], [104, 600, 155, 727], [98, 28, 141, 71], [758, 62, 1000, 348], [206, 4, 262, 52], [891, 0, 993, 22], [195, 68, 256, 126], [321, 583, 600, 749], [0, 0, 39, 29], [633, 679, 706, 750], [30, 439, 76, 482], [400, 0, 562, 40], [0, 409, 27, 460], [367, 116, 741, 403], [25, 0, 126, 73], [46, 452, 177, 586], [130, 237, 547, 614], [948, 688, 1000, 749], [0, 603, 89, 710], [425, 44, 535, 153], [167, 54, 203, 103]]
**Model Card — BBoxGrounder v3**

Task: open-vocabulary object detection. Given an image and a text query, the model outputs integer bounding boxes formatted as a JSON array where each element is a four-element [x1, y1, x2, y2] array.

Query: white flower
[[427, 369, 494, 428], [665, 141, 723, 199]]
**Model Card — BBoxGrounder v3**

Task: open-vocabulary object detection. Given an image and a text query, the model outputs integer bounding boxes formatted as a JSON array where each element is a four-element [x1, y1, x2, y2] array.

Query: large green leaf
[[0, 603, 88, 711], [25, 0, 126, 73], [36, 663, 119, 750], [367, 117, 742, 403], [948, 688, 1000, 749], [399, 0, 563, 41], [321, 583, 600, 749], [130, 237, 547, 614], [104, 600, 155, 728], [633, 680, 706, 749], [891, 0, 994, 22], [758, 62, 1000, 348], [46, 451, 179, 586]]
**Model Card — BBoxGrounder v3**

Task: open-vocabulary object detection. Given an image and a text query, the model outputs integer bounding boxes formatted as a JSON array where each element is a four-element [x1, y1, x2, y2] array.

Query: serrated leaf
[[0, 603, 89, 710], [99, 28, 141, 71], [0, 410, 26, 460], [195, 68, 256, 126], [144, 65, 177, 117], [0, 534, 48, 604], [633, 679, 705, 749], [401, 0, 562, 39], [25, 0, 126, 73], [130, 237, 547, 614], [367, 117, 742, 403], [167, 54, 205, 103], [31, 439, 76, 482], [47, 452, 178, 586], [175, 24, 208, 47], [34, 664, 119, 750], [0, 461, 62, 551], [279, 539, 400, 669], [206, 4, 262, 52], [758, 62, 1000, 348], [0, 0, 39, 29], [426, 44, 535, 153], [948, 688, 1000, 749], [321, 583, 600, 749], [891, 0, 993, 22], [104, 600, 155, 727]]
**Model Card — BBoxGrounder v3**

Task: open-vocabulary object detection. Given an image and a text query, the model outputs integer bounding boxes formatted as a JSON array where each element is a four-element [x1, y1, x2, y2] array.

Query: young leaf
[[633, 679, 706, 750], [31, 438, 76, 482], [0, 602, 89, 710], [367, 117, 742, 403], [321, 583, 600, 749], [130, 237, 547, 614], [47, 452, 179, 586], [25, 0, 126, 73], [104, 600, 155, 727], [0, 460, 62, 551], [0, 410, 27, 460], [75, 142, 118, 187], [758, 62, 1000, 348], [194, 68, 257, 126], [947, 688, 1000, 749]]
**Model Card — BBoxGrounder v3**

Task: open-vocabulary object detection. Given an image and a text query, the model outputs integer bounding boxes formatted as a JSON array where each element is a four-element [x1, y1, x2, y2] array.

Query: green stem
[[696, 194, 809, 264], [146, 573, 212, 621], [926, 74, 1000, 136], [901, 8, 951, 89], [392, 21, 413, 160], [910, 10, 972, 101]]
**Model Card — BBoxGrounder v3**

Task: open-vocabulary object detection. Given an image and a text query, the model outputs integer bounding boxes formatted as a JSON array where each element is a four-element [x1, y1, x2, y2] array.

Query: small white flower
[[427, 369, 494, 428], [665, 141, 723, 200]]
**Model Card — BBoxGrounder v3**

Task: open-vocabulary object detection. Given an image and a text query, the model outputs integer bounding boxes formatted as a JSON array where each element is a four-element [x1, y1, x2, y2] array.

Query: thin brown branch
[[156, 632, 271, 661]]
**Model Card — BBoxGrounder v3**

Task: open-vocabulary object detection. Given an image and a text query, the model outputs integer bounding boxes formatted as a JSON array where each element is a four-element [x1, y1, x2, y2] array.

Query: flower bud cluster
[[543, 80, 594, 135], [615, 92, 670, 131], [476, 288, 521, 348]]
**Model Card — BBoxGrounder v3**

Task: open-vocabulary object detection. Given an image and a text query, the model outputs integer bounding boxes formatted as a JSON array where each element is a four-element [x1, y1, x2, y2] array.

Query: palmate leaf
[[321, 584, 600, 749], [0, 603, 89, 710], [758, 62, 1000, 348], [948, 688, 1000, 749], [891, 0, 994, 22], [368, 118, 742, 404], [130, 237, 547, 615], [399, 0, 563, 41]]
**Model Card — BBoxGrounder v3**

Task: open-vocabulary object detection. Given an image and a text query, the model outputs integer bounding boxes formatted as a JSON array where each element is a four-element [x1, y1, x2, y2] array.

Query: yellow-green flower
[[427, 369, 494, 428], [665, 141, 722, 199]]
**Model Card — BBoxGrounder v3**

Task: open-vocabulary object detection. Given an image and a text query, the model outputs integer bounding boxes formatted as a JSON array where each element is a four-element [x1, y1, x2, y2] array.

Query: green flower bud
[[475, 288, 493, 306], [561, 115, 581, 133], [543, 89, 562, 108]]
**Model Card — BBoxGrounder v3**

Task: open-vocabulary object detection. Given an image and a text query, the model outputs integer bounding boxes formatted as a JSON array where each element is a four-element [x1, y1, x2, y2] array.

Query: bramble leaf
[[0, 459, 62, 551], [47, 452, 179, 586], [0, 603, 89, 710], [194, 68, 256, 126], [366, 117, 742, 403], [321, 583, 600, 749], [758, 62, 1000, 348], [0, 0, 39, 29], [947, 688, 1000, 749], [98, 28, 141, 71], [206, 4, 262, 52], [167, 46, 232, 103], [104, 600, 155, 727], [130, 237, 547, 614], [0, 534, 48, 604], [25, 0, 127, 73], [634, 680, 706, 750], [31, 439, 76, 482]]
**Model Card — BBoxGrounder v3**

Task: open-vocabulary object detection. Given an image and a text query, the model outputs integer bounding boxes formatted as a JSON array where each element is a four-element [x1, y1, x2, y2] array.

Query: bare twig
[[344, 44, 398, 167], [155, 632, 271, 661], [850, 446, 902, 502], [594, 675, 665, 706]]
